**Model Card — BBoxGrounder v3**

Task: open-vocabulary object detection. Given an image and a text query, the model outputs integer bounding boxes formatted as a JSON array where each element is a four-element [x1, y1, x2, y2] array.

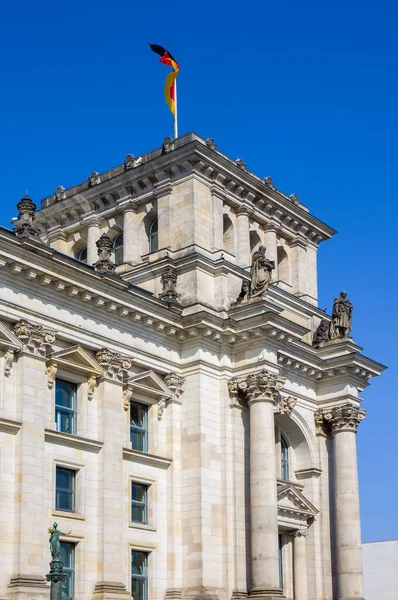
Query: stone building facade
[[0, 133, 385, 600]]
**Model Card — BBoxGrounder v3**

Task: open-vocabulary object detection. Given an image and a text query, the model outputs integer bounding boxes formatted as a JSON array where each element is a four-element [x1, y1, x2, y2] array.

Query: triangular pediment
[[0, 322, 22, 352], [48, 345, 104, 376], [277, 483, 318, 518], [126, 370, 172, 398]]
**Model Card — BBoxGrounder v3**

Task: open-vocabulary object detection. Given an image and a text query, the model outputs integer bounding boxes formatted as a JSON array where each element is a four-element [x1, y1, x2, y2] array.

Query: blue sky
[[0, 0, 397, 541]]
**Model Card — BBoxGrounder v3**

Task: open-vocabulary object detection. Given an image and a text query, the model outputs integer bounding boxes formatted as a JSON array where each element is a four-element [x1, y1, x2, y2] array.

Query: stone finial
[[205, 138, 217, 151], [159, 267, 180, 303], [235, 158, 247, 171], [55, 186, 66, 202], [164, 372, 185, 400], [88, 171, 100, 187], [93, 233, 116, 273], [124, 154, 136, 171], [264, 176, 275, 188], [14, 194, 41, 238], [95, 348, 132, 381], [13, 319, 55, 356], [289, 194, 300, 205], [163, 136, 174, 153]]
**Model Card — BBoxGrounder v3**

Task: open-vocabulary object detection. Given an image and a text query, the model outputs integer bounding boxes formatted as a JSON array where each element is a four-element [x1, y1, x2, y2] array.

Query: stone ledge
[[8, 574, 49, 588], [45, 429, 103, 453], [123, 447, 172, 469], [0, 417, 22, 435]]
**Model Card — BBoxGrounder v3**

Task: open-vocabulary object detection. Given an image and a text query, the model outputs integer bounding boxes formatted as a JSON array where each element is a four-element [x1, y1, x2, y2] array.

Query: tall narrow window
[[131, 551, 148, 600], [130, 402, 148, 452], [114, 233, 124, 265], [278, 534, 283, 591], [281, 435, 289, 481], [56, 467, 76, 512], [55, 379, 77, 435], [131, 483, 148, 524], [60, 542, 75, 600], [149, 220, 158, 253]]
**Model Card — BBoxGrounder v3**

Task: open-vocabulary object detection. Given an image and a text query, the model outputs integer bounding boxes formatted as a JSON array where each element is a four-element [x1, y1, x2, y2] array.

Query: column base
[[249, 588, 285, 600], [92, 581, 130, 600], [7, 574, 50, 600]]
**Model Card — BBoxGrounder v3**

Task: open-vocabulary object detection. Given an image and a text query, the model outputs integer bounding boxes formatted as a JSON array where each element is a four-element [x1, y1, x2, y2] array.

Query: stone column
[[87, 217, 101, 265], [323, 404, 366, 600], [210, 186, 224, 251], [236, 207, 251, 267], [289, 237, 307, 298], [230, 371, 285, 599], [122, 203, 140, 264], [264, 225, 278, 281], [291, 530, 309, 600], [93, 349, 132, 600]]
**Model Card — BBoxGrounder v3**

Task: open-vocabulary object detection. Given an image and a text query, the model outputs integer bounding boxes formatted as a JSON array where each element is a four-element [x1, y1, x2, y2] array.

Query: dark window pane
[[149, 220, 158, 253], [281, 436, 289, 481], [131, 551, 148, 600], [56, 468, 75, 512], [56, 380, 76, 409], [60, 542, 75, 599], [55, 380, 77, 435], [132, 483, 148, 524], [114, 233, 123, 265], [130, 403, 148, 452]]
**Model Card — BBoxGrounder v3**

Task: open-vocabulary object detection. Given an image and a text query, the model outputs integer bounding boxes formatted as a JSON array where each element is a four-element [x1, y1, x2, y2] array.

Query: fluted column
[[236, 207, 251, 267], [264, 225, 278, 281], [290, 530, 309, 600], [322, 404, 366, 600], [229, 371, 286, 599], [122, 203, 140, 264], [87, 217, 101, 265]]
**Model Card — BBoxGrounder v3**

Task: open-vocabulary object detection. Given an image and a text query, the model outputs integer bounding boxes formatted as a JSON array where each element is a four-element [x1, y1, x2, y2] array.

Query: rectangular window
[[56, 467, 76, 512], [55, 379, 77, 435], [131, 551, 148, 600], [60, 541, 75, 600], [132, 483, 148, 524], [278, 534, 283, 590], [130, 402, 148, 452]]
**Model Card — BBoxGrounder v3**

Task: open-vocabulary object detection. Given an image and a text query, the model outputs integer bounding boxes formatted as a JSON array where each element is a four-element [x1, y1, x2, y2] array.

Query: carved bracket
[[4, 349, 15, 377], [46, 361, 58, 389]]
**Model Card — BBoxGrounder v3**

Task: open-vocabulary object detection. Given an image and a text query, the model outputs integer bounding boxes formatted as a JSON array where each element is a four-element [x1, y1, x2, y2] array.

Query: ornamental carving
[[55, 186, 66, 202], [315, 404, 365, 435], [277, 395, 297, 415], [228, 370, 285, 408], [205, 138, 217, 151], [93, 233, 116, 273], [87, 375, 97, 400], [13, 319, 55, 356], [159, 268, 180, 303], [290, 529, 309, 538], [164, 372, 185, 400], [163, 136, 174, 153], [314, 409, 331, 437], [157, 398, 167, 420], [95, 348, 132, 382], [46, 362, 58, 389], [124, 154, 136, 171], [88, 171, 100, 186], [13, 194, 41, 238], [4, 349, 15, 377], [122, 386, 133, 411], [235, 158, 247, 171]]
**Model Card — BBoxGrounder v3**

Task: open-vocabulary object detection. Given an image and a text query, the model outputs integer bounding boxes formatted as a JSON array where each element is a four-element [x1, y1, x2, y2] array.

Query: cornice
[[122, 447, 172, 469], [0, 417, 22, 435], [44, 429, 103, 453]]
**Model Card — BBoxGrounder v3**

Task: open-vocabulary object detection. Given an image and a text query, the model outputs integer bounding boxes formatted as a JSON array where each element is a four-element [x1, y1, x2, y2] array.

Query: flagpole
[[174, 79, 178, 139]]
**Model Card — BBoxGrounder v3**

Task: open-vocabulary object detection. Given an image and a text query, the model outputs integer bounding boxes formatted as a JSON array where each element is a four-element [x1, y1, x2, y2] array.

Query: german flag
[[149, 44, 179, 116]]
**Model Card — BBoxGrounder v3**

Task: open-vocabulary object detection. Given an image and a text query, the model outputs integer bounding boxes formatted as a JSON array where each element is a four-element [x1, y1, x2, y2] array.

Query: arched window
[[113, 233, 123, 265], [149, 220, 158, 253], [277, 246, 290, 284], [78, 247, 87, 264], [281, 435, 289, 481]]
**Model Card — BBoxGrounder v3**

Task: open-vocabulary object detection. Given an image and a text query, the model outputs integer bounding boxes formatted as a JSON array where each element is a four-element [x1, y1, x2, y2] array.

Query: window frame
[[130, 401, 149, 452], [113, 232, 124, 265], [278, 534, 284, 591], [55, 378, 77, 436], [281, 434, 289, 482], [60, 541, 75, 600], [55, 466, 76, 513], [131, 550, 149, 600], [131, 482, 148, 524], [148, 220, 158, 254], [77, 247, 87, 264]]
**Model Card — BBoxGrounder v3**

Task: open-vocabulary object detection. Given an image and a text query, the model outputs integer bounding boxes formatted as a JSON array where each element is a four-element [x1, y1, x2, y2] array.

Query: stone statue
[[48, 522, 68, 560], [235, 279, 250, 303], [250, 246, 275, 297], [124, 154, 135, 171], [159, 267, 180, 303], [330, 291, 353, 339], [162, 136, 174, 154], [93, 233, 116, 273], [312, 319, 330, 347]]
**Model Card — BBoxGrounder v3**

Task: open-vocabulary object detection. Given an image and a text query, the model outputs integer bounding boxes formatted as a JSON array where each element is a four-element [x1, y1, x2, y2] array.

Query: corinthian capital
[[317, 403, 366, 435], [164, 372, 185, 400], [13, 319, 55, 357], [246, 371, 285, 404]]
